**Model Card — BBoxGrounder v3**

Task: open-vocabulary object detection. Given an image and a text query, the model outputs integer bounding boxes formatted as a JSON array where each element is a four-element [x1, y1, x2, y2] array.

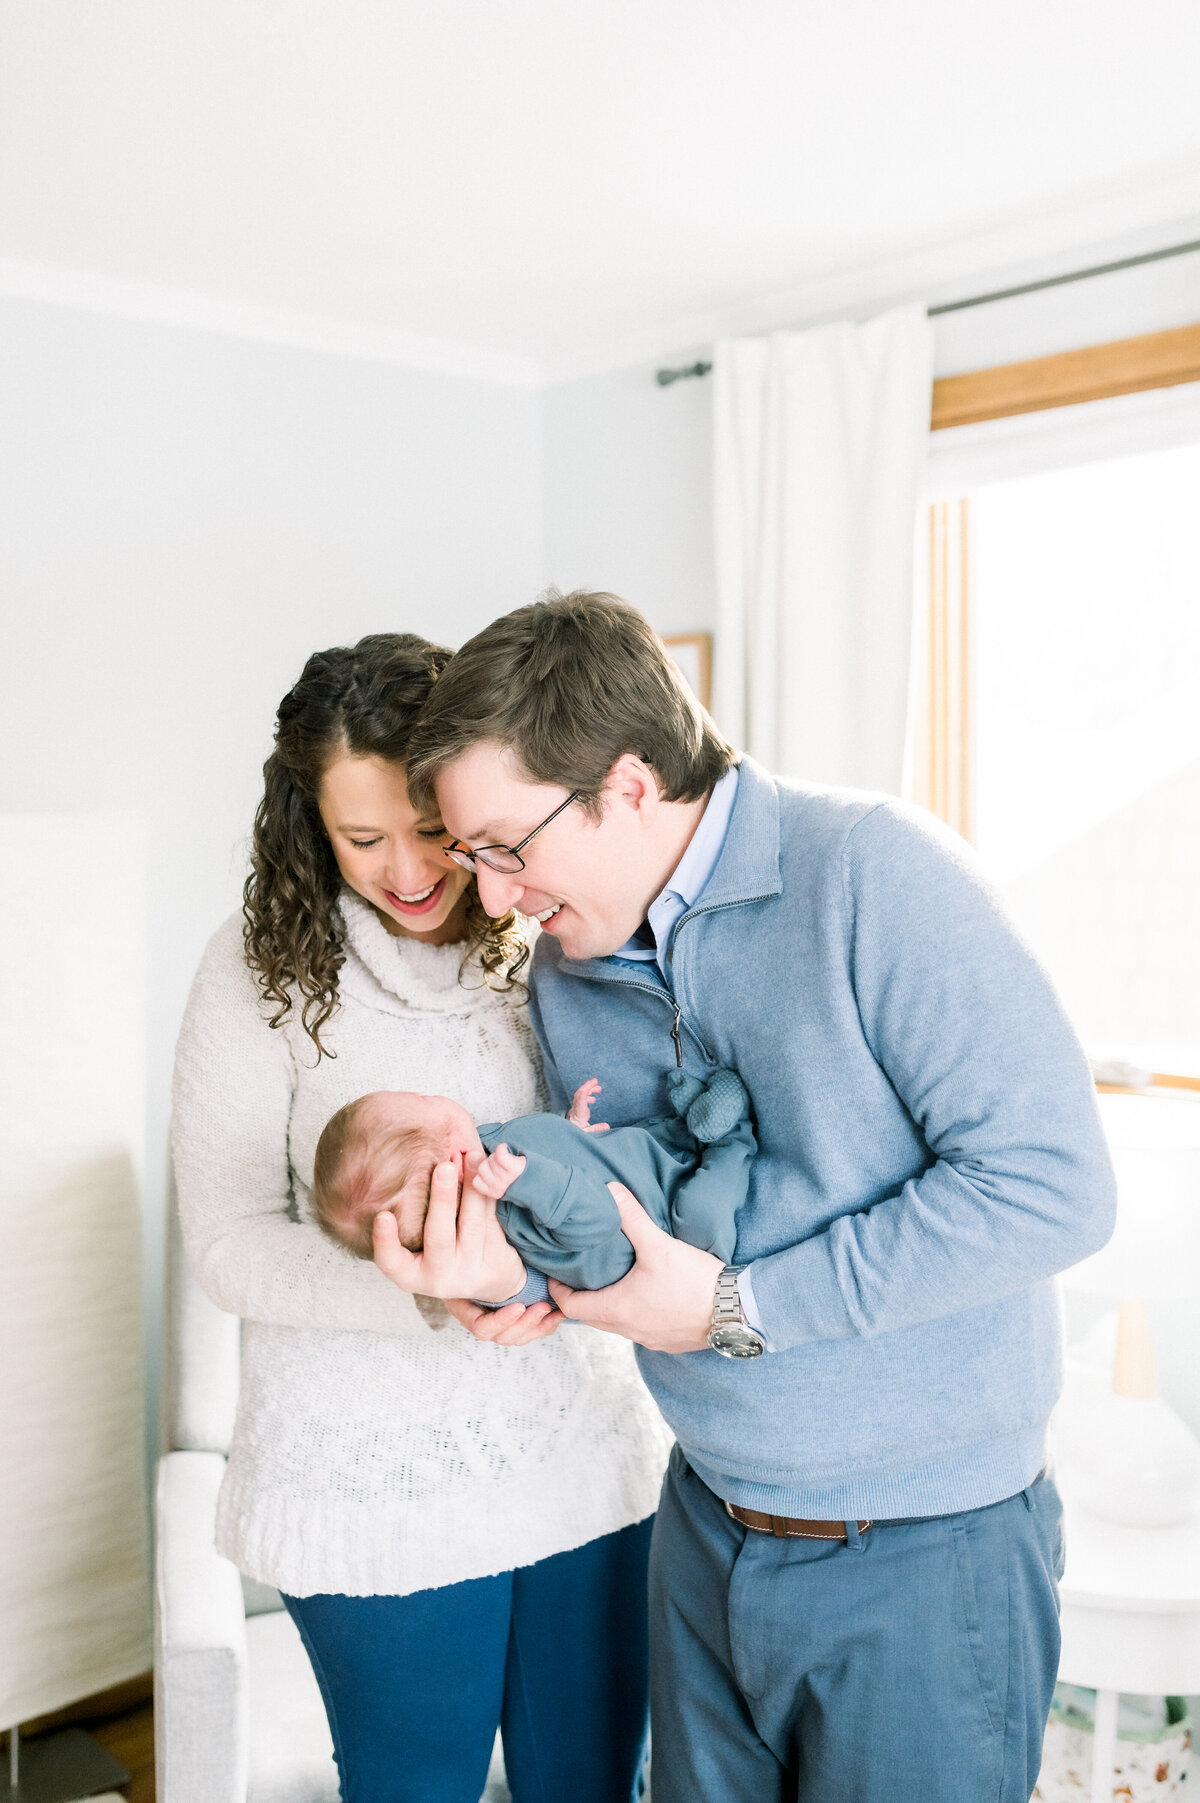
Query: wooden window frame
[[912, 498, 973, 841], [929, 320, 1200, 433]]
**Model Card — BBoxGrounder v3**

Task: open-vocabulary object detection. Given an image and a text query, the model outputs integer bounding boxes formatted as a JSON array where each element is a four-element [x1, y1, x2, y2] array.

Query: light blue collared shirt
[[615, 765, 739, 977], [612, 763, 771, 1345]]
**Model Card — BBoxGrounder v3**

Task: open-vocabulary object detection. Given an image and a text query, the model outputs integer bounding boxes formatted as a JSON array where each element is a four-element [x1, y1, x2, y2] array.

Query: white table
[[1058, 1493, 1200, 1797]]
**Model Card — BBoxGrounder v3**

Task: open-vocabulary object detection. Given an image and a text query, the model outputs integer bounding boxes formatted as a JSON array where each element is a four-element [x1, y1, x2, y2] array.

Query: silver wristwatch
[[707, 1265, 765, 1359]]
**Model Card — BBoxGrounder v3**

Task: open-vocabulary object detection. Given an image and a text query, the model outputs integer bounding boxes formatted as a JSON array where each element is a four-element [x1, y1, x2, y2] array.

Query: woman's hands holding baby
[[372, 1119, 722, 1352], [372, 1153, 528, 1305], [372, 1155, 566, 1345]]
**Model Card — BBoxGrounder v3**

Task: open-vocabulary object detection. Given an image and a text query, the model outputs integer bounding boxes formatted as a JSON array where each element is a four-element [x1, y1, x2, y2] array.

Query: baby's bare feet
[[473, 1142, 527, 1198], [567, 1076, 610, 1133]]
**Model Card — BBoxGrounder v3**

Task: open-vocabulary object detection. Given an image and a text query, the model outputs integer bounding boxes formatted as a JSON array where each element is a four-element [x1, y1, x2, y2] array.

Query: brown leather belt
[[726, 1503, 872, 1540]]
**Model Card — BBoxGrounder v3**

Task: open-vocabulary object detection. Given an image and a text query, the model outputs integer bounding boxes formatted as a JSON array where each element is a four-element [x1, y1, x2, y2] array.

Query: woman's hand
[[372, 1157, 527, 1303], [441, 1295, 566, 1345]]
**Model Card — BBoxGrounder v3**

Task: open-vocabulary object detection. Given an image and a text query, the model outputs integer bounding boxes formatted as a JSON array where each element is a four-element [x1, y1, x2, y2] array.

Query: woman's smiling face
[[318, 752, 473, 945]]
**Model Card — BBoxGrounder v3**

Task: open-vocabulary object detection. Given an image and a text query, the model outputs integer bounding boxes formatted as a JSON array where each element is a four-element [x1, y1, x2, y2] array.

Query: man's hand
[[548, 1184, 722, 1352], [373, 1156, 527, 1303]]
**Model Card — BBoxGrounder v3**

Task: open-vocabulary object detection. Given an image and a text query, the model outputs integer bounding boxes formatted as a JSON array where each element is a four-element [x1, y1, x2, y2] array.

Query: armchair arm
[[154, 1451, 248, 1803]]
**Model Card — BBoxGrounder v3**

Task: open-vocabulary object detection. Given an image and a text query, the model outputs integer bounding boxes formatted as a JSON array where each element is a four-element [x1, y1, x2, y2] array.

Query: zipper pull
[[670, 1004, 683, 1068]]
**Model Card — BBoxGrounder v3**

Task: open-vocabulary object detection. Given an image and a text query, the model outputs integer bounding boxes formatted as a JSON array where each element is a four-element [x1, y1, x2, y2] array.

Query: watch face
[[708, 1323, 765, 1359]]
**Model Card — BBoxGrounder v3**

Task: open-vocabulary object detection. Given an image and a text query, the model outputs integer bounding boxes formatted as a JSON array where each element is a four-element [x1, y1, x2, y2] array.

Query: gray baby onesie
[[478, 1068, 756, 1291]]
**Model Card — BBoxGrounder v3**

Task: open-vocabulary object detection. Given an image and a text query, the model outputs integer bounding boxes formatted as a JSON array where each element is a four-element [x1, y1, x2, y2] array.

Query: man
[[402, 590, 1116, 1803]]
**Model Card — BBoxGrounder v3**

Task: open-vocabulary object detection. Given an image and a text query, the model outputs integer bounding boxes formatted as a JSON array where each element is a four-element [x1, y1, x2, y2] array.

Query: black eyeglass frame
[[443, 790, 583, 875]]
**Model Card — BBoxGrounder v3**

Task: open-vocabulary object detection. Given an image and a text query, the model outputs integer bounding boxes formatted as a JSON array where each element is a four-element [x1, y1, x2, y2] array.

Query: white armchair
[[154, 1188, 511, 1802], [155, 1188, 341, 1803]]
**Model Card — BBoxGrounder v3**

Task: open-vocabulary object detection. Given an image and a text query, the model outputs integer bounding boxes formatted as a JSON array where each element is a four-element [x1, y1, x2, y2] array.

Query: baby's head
[[311, 1090, 481, 1259]]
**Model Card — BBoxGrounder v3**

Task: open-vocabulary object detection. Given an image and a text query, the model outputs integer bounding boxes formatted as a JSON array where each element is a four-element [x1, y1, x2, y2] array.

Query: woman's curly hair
[[243, 632, 529, 1057]]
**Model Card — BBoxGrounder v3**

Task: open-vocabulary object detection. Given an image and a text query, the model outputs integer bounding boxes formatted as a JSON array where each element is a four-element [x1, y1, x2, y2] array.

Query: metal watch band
[[708, 1264, 765, 1359], [712, 1265, 747, 1327]]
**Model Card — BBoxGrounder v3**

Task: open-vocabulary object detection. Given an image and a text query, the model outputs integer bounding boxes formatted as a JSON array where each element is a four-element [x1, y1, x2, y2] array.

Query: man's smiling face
[[434, 741, 666, 961]]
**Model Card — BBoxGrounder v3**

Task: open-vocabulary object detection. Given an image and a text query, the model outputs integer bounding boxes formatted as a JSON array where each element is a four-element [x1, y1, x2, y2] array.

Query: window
[[972, 441, 1200, 1076], [912, 328, 1200, 1083]]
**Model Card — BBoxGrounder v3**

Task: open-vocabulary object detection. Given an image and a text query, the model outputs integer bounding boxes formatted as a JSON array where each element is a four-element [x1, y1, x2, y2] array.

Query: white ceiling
[[3, 1, 1200, 381]]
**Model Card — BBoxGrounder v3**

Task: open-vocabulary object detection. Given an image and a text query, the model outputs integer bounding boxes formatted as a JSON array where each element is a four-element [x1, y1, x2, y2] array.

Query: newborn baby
[[311, 1068, 756, 1293]]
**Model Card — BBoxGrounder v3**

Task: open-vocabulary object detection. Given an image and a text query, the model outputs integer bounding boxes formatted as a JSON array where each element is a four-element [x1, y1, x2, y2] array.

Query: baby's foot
[[472, 1142, 527, 1199], [567, 1077, 610, 1133]]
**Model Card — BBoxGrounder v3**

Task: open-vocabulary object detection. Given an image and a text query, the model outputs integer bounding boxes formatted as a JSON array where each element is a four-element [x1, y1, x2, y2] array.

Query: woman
[[172, 633, 670, 1803]]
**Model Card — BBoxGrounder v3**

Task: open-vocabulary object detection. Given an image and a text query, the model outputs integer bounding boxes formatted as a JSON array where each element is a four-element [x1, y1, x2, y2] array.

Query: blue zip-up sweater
[[527, 757, 1117, 1521]]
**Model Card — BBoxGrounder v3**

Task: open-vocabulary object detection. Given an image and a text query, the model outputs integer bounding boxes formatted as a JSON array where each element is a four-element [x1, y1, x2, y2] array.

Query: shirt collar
[[660, 764, 739, 909], [614, 765, 740, 961]]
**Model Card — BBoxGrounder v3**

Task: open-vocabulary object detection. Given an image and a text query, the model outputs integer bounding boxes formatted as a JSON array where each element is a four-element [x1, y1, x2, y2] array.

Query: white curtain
[[713, 304, 934, 791]]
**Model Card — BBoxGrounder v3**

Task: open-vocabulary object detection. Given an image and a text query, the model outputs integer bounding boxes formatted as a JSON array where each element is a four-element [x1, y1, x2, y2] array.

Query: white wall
[[541, 361, 716, 634], [0, 295, 541, 1458]]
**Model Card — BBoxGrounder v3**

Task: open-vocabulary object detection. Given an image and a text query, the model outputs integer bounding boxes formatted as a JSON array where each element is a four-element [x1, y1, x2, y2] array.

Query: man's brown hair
[[407, 590, 736, 816]]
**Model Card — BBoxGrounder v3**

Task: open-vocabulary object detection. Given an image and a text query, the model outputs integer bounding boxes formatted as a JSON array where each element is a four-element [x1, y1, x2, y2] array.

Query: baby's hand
[[567, 1077, 610, 1133], [470, 1143, 527, 1199]]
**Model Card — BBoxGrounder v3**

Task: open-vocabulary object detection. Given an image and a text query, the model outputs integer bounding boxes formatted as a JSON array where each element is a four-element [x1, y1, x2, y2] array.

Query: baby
[[311, 1067, 756, 1293]]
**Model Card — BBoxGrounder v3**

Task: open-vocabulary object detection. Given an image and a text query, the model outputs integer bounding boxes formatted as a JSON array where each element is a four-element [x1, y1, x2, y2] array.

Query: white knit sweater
[[171, 894, 671, 1599]]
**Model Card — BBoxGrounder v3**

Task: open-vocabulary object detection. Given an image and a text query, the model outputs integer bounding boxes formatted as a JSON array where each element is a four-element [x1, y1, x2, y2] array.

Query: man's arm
[[551, 804, 1117, 1355], [743, 804, 1118, 1351]]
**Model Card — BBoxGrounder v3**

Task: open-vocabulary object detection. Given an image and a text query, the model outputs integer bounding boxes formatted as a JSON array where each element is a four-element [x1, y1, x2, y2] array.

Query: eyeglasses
[[443, 791, 582, 875]]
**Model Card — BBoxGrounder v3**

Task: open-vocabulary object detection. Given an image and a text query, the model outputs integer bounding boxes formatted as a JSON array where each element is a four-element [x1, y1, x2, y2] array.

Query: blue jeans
[[281, 1517, 652, 1803], [649, 1446, 1064, 1803]]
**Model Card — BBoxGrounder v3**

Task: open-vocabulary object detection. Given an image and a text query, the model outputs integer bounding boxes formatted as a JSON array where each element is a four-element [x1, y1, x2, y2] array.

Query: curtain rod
[[654, 236, 1200, 385]]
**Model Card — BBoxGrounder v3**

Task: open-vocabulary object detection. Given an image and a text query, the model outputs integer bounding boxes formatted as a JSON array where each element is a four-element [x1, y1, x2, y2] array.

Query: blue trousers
[[649, 1447, 1064, 1803], [281, 1516, 652, 1803]]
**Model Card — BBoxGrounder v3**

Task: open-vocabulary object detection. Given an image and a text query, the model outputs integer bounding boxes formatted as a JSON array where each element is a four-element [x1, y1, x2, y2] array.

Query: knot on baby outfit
[[666, 1067, 750, 1143]]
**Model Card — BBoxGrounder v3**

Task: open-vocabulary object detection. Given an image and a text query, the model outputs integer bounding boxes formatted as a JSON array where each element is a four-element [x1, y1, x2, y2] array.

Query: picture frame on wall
[[663, 632, 713, 711]]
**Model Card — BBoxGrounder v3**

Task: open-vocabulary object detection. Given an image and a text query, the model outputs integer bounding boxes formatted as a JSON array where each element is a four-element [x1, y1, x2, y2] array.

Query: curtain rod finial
[[656, 360, 713, 387]]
